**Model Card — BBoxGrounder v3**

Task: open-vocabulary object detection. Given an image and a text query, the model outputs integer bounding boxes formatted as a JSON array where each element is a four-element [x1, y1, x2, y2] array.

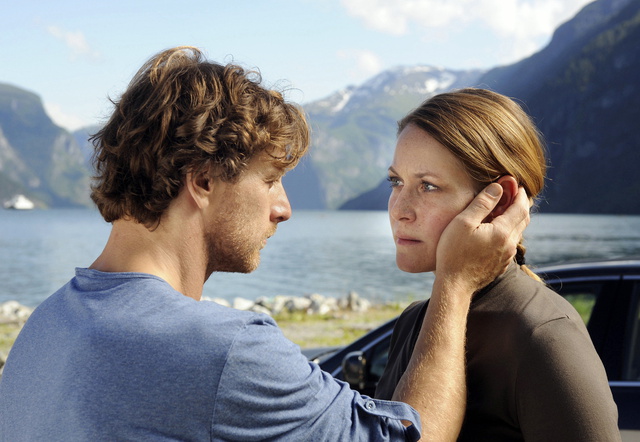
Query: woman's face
[[388, 124, 478, 274]]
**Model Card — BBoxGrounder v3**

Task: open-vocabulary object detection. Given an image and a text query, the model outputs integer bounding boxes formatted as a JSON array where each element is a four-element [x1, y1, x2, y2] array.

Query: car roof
[[534, 258, 640, 281]]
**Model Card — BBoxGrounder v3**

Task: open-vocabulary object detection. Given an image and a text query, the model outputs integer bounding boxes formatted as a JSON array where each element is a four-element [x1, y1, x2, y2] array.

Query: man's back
[[0, 269, 417, 441], [1, 269, 236, 440]]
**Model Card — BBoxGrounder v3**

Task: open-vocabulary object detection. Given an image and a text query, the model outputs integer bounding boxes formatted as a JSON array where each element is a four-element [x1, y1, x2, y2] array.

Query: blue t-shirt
[[0, 269, 420, 441]]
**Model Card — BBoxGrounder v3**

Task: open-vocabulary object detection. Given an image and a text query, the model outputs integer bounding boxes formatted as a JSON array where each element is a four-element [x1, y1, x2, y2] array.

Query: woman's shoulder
[[391, 300, 430, 341], [513, 266, 583, 323], [471, 264, 584, 329], [399, 299, 429, 320]]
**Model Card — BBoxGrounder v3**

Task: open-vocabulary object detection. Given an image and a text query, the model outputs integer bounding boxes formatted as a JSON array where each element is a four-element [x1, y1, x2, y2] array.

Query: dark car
[[314, 259, 640, 439]]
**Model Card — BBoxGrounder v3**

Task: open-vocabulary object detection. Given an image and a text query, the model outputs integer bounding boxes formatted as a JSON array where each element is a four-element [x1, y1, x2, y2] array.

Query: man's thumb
[[462, 183, 503, 223]]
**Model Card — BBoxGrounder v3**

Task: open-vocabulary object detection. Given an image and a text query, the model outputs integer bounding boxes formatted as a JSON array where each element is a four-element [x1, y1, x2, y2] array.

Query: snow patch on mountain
[[331, 89, 355, 113], [307, 65, 485, 116]]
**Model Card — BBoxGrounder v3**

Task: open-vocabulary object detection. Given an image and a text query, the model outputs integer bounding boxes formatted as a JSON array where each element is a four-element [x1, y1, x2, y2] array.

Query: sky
[[2, 0, 595, 132]]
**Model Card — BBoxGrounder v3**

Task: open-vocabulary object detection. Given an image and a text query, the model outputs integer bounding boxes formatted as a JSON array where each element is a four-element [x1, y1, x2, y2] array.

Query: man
[[0, 47, 529, 441]]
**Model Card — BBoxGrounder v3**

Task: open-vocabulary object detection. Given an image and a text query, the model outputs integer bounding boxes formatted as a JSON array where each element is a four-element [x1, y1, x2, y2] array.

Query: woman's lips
[[396, 236, 422, 246]]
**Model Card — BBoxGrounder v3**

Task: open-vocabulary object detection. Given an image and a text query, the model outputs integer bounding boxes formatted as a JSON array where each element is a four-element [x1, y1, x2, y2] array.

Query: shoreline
[[0, 294, 407, 369]]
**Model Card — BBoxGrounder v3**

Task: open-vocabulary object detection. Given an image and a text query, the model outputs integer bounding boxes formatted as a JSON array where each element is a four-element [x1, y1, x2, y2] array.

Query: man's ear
[[488, 175, 518, 219], [185, 167, 213, 209]]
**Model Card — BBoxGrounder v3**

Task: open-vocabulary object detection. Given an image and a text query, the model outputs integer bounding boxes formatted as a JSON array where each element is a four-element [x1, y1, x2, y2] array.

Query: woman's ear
[[492, 175, 518, 216], [488, 175, 518, 220]]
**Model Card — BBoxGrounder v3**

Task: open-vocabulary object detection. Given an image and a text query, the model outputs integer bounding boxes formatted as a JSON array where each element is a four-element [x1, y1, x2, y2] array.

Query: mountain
[[479, 0, 633, 98], [481, 0, 640, 214], [340, 0, 640, 214], [0, 84, 91, 208], [72, 125, 102, 168], [339, 178, 390, 211], [285, 67, 485, 209], [4, 0, 638, 214]]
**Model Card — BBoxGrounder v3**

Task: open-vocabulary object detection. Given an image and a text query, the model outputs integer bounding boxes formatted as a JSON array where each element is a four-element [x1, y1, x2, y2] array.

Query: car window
[[624, 283, 640, 381], [367, 337, 390, 382], [551, 282, 601, 324], [564, 292, 598, 324]]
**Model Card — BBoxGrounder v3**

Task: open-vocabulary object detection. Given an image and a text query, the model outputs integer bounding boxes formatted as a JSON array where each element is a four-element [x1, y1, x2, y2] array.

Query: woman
[[375, 88, 620, 441]]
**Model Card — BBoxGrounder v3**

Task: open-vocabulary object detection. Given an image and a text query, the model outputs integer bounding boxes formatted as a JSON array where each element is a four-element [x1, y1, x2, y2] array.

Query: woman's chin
[[396, 259, 433, 274]]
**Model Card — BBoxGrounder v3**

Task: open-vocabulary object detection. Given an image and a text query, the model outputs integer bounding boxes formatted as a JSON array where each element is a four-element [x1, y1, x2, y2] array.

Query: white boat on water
[[3, 194, 35, 210]]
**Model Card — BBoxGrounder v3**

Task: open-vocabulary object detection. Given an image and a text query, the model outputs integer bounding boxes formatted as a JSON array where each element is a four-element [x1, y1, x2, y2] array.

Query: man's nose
[[271, 181, 292, 223]]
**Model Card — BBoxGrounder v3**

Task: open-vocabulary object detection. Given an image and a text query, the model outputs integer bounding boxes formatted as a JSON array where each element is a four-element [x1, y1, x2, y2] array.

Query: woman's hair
[[399, 87, 546, 279], [90, 46, 310, 228]]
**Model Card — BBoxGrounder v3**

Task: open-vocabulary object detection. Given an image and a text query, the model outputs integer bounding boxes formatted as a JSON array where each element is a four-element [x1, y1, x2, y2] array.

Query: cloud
[[342, 0, 467, 34], [337, 49, 384, 81], [475, 0, 571, 37], [341, 0, 592, 61], [46, 25, 100, 61], [43, 102, 88, 132]]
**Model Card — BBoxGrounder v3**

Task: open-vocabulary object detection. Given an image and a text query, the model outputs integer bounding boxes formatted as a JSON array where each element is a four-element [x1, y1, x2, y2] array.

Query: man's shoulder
[[32, 270, 278, 346]]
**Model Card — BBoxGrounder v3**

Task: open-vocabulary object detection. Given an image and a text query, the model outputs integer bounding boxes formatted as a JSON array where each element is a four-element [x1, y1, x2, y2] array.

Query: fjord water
[[1, 209, 639, 307]]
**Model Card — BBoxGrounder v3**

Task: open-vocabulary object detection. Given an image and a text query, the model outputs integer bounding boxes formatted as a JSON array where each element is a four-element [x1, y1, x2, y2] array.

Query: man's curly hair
[[90, 46, 310, 227]]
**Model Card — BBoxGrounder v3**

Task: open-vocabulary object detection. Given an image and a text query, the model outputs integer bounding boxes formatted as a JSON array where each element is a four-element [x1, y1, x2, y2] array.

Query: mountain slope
[[0, 84, 91, 207]]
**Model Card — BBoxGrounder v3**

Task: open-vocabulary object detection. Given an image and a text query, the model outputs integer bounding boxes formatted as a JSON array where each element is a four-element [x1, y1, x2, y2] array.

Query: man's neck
[[89, 217, 206, 300]]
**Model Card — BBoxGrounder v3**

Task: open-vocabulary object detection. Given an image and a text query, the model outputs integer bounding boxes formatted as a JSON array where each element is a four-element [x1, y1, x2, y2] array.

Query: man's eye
[[266, 177, 282, 187]]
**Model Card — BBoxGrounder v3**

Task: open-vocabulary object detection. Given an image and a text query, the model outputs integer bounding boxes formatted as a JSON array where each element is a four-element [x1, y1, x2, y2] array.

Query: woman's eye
[[422, 181, 438, 192], [387, 176, 402, 188]]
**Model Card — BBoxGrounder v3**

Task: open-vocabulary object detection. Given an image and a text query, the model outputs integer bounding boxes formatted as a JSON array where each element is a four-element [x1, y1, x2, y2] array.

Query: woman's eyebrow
[[388, 165, 441, 179]]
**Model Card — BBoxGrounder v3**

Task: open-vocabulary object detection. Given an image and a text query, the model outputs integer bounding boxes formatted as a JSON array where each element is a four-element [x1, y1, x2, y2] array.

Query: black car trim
[[609, 381, 640, 387], [543, 275, 622, 283]]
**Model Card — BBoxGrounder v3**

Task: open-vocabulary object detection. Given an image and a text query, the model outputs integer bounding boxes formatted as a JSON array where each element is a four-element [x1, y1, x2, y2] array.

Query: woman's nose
[[388, 188, 415, 222]]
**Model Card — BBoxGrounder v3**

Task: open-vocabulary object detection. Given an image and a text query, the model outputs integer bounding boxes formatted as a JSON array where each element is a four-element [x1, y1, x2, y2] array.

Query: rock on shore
[[0, 301, 34, 374], [0, 301, 33, 324], [202, 291, 371, 317]]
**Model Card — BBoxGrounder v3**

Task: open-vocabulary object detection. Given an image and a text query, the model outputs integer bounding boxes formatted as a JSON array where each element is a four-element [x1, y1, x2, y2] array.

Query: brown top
[[376, 263, 621, 441]]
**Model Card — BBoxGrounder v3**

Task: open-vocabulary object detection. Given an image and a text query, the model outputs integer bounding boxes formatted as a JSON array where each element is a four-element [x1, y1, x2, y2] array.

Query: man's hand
[[436, 183, 530, 296]]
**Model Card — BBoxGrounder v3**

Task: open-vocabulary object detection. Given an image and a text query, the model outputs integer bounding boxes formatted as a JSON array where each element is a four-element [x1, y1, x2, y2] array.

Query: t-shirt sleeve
[[516, 317, 621, 441], [212, 317, 421, 441]]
